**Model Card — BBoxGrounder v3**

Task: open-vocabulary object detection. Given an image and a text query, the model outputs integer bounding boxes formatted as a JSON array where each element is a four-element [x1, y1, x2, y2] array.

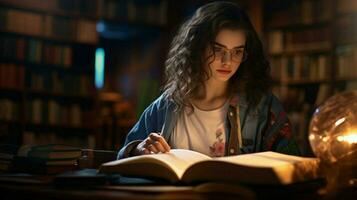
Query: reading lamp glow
[[309, 90, 357, 192], [337, 132, 357, 144]]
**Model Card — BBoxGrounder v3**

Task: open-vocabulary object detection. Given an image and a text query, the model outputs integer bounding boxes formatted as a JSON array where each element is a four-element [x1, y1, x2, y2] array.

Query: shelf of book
[[335, 77, 357, 82], [24, 123, 92, 133], [273, 78, 335, 85], [96, 0, 169, 27], [26, 90, 94, 101], [0, 1, 98, 21], [92, 0, 214, 150], [336, 0, 357, 15], [0, 6, 98, 45], [268, 48, 332, 57], [0, 87, 24, 94], [266, 21, 331, 32], [1, 0, 171, 27], [0, 0, 99, 148], [0, 30, 98, 48], [265, 0, 357, 156], [0, 119, 22, 125]]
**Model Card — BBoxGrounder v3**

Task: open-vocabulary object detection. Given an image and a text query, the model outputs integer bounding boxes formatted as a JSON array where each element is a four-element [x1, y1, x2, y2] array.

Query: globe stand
[[308, 91, 357, 199], [318, 153, 357, 199]]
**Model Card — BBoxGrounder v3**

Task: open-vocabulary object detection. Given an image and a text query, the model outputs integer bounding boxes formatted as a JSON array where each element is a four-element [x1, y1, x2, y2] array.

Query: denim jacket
[[118, 92, 300, 159]]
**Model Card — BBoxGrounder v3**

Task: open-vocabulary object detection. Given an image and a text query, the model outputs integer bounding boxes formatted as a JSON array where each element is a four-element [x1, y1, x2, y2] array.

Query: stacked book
[[1, 144, 82, 174], [0, 144, 19, 173]]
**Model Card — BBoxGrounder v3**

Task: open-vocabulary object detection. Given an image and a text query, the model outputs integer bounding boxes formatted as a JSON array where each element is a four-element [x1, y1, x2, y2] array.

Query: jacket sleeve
[[117, 96, 166, 159], [262, 94, 301, 156]]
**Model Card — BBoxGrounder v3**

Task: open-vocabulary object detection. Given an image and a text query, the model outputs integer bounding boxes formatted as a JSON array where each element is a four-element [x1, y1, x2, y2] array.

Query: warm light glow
[[322, 136, 329, 142], [335, 117, 346, 127], [337, 132, 357, 144], [309, 134, 315, 140]]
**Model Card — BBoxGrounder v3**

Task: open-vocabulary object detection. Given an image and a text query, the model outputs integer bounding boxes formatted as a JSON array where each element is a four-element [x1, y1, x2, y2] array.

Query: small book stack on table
[[1, 144, 82, 174]]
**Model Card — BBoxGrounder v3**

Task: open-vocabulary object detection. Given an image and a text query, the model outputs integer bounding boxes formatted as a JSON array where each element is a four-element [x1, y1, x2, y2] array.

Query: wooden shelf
[[24, 123, 92, 134], [266, 21, 331, 31], [273, 78, 333, 85], [0, 1, 98, 21], [0, 87, 24, 94], [337, 11, 357, 18], [335, 77, 357, 82], [336, 40, 357, 47], [267, 0, 357, 158], [0, 119, 22, 125], [0, 29, 98, 46], [0, 0, 99, 146], [98, 17, 168, 30], [269, 48, 332, 57], [26, 89, 95, 102], [0, 58, 93, 74], [273, 77, 357, 85]]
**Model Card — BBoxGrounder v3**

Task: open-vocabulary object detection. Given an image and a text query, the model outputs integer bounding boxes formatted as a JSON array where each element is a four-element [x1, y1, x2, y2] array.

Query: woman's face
[[205, 29, 246, 83]]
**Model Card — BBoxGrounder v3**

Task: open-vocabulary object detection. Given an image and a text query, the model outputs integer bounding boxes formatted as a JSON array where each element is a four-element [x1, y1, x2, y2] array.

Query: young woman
[[118, 1, 300, 159]]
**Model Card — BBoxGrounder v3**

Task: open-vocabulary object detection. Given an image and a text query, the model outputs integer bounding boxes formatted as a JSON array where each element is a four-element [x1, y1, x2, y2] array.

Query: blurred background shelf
[[265, 0, 357, 155]]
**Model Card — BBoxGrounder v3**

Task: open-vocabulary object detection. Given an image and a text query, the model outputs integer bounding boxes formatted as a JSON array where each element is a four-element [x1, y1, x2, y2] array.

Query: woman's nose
[[222, 51, 232, 65]]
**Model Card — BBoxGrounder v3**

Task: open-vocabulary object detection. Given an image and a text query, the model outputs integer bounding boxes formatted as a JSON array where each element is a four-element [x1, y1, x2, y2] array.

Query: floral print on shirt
[[209, 129, 225, 157], [264, 110, 300, 155]]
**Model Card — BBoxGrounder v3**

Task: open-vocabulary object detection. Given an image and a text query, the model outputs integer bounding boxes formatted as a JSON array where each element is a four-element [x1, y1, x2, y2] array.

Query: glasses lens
[[213, 48, 247, 62], [232, 50, 246, 62]]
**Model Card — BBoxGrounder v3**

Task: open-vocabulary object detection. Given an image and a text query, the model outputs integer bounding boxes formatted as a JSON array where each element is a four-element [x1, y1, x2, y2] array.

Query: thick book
[[99, 149, 321, 185], [17, 144, 81, 160], [0, 144, 19, 160], [0, 144, 20, 172], [0, 144, 81, 174], [26, 150, 82, 160], [11, 156, 78, 174]]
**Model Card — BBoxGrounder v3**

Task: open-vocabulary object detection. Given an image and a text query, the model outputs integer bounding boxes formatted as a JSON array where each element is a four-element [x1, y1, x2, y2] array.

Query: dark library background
[[0, 0, 356, 156]]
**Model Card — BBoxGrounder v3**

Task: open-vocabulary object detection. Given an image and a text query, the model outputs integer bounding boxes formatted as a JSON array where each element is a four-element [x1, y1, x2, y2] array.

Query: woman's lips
[[216, 69, 231, 74]]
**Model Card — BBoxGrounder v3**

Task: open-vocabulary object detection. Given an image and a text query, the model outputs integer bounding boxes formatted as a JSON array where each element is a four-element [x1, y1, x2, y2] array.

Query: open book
[[99, 149, 321, 185]]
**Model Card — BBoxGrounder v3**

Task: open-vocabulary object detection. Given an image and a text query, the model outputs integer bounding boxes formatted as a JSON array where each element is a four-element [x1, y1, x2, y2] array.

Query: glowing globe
[[309, 90, 357, 164]]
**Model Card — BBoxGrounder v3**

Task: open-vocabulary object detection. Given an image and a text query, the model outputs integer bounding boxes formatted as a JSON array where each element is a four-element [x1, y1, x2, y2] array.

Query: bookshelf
[[89, 0, 181, 150], [0, 0, 98, 148], [264, 0, 357, 155]]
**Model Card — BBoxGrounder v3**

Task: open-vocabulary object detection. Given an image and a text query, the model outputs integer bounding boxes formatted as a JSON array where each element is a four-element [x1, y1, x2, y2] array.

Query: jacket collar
[[229, 93, 249, 108]]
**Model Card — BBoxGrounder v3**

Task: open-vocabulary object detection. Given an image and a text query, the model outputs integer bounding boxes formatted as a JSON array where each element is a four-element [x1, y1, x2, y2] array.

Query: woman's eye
[[213, 47, 222, 52], [234, 49, 243, 55]]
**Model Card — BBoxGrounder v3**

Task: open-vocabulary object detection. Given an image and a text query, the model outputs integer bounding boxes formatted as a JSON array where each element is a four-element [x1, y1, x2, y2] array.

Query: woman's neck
[[192, 79, 230, 111]]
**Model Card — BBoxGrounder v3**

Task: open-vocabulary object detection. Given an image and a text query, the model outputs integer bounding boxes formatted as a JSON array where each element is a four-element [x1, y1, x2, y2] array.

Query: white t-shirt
[[170, 101, 229, 157]]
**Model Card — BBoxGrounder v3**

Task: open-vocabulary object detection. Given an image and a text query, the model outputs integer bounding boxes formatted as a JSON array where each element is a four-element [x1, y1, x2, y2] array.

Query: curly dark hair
[[163, 1, 272, 111]]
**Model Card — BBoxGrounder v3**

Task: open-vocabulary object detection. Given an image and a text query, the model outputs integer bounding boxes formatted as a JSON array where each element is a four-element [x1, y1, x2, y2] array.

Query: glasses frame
[[213, 47, 248, 63]]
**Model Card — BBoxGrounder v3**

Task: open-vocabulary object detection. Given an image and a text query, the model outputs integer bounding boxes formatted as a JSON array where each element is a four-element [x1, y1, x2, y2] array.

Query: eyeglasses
[[213, 46, 248, 63]]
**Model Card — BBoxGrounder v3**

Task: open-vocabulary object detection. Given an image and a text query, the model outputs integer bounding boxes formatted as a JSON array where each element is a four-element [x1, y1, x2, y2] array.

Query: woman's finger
[[149, 133, 171, 152], [147, 144, 159, 154], [142, 148, 150, 155], [153, 141, 167, 153], [144, 137, 153, 147], [157, 136, 171, 152]]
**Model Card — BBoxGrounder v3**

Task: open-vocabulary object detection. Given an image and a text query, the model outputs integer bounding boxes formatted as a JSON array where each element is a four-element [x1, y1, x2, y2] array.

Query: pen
[[160, 123, 165, 137]]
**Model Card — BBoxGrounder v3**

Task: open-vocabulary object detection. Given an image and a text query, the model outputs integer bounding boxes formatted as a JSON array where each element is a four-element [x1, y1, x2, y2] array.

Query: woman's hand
[[133, 133, 171, 155]]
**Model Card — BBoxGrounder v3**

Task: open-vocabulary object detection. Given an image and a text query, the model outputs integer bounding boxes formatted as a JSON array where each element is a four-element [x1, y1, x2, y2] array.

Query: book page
[[101, 149, 211, 179], [210, 151, 319, 184], [213, 151, 316, 167], [145, 149, 211, 179]]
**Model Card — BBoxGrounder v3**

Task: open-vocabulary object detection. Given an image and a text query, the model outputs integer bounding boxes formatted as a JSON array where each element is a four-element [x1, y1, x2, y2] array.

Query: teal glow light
[[95, 48, 105, 89]]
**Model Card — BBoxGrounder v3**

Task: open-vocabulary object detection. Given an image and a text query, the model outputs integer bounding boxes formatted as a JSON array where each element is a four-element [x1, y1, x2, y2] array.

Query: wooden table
[[0, 173, 355, 200]]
